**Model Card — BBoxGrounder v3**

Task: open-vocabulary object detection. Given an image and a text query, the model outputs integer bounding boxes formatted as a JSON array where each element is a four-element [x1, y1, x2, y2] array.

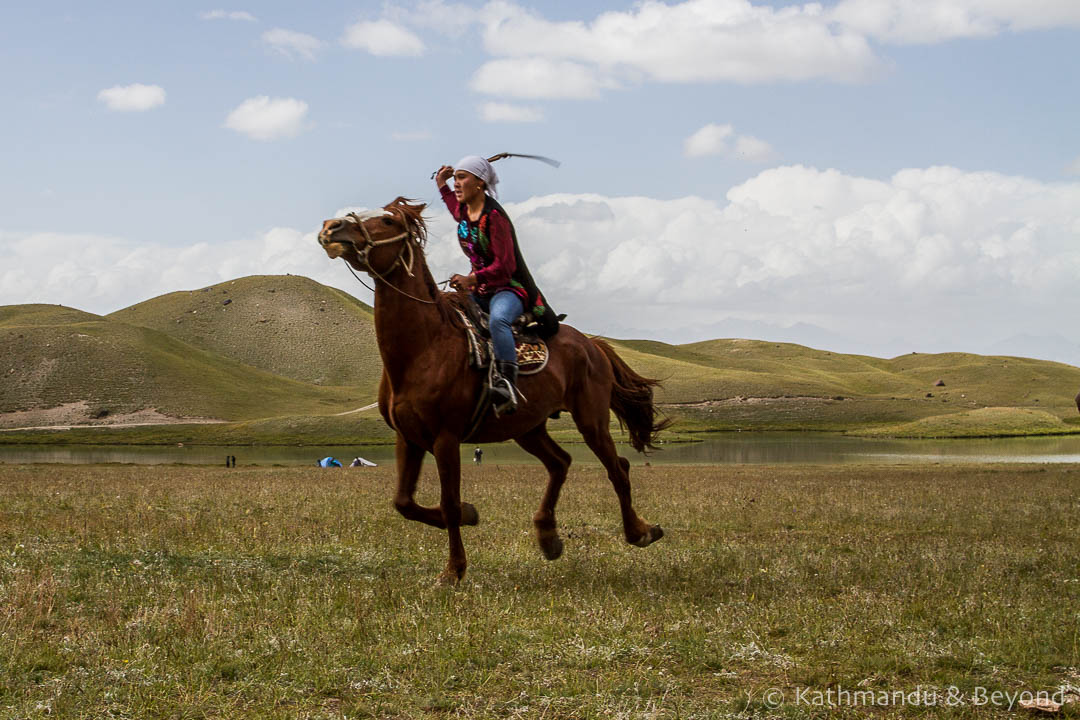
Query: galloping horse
[[318, 197, 669, 585]]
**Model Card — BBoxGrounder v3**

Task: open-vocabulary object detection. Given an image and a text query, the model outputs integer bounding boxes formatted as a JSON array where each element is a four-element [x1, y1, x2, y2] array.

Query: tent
[[318, 456, 343, 468], [350, 456, 377, 467]]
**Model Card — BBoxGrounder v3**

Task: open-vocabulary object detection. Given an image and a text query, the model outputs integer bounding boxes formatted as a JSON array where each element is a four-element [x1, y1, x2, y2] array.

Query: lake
[[4, 432, 1080, 466]]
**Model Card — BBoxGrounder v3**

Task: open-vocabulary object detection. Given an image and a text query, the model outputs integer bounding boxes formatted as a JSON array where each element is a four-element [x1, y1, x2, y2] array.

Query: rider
[[435, 155, 549, 415]]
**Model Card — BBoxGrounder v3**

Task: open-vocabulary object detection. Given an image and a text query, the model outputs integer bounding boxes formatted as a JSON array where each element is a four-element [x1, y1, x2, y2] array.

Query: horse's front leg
[[392, 433, 445, 528], [431, 434, 476, 585]]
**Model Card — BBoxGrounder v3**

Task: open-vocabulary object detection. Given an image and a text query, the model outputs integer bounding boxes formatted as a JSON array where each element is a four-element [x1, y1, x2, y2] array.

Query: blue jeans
[[474, 290, 523, 365]]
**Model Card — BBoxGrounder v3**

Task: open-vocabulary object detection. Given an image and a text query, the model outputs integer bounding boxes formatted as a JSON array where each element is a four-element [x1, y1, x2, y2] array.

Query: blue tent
[[318, 456, 343, 467]]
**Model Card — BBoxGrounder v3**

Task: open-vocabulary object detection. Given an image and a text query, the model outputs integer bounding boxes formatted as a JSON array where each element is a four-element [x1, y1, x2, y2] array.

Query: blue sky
[[3, 1, 1080, 362]]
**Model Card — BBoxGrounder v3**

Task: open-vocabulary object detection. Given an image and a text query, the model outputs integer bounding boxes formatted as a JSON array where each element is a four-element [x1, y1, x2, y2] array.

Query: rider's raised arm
[[438, 183, 464, 222]]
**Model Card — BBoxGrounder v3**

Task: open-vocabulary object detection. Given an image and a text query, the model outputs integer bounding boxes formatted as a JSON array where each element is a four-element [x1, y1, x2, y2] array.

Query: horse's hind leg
[[573, 408, 663, 548], [393, 433, 478, 529], [515, 424, 571, 560]]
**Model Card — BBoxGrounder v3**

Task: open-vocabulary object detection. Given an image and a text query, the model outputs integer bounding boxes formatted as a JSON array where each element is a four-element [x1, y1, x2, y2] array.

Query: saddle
[[456, 298, 552, 376]]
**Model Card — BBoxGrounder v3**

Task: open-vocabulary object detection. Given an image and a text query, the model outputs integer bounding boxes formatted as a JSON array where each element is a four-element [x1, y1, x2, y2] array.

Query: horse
[[317, 197, 670, 585]]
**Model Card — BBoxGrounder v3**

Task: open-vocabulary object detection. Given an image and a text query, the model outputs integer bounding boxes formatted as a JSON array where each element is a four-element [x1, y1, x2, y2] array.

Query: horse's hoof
[[539, 535, 564, 561], [630, 525, 664, 548], [434, 568, 465, 587], [460, 502, 479, 526]]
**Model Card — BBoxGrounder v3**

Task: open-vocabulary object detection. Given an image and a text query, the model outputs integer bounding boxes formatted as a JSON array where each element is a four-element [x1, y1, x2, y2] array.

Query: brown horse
[[317, 197, 669, 585]]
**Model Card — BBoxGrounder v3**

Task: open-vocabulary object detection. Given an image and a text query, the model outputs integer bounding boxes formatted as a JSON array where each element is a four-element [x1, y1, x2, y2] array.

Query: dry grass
[[1, 462, 1079, 718]]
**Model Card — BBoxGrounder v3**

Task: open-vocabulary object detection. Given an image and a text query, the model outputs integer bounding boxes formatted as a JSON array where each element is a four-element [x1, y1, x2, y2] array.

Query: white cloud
[[386, 0, 484, 37], [97, 84, 166, 112], [476, 0, 880, 87], [684, 123, 776, 163], [683, 123, 735, 157], [479, 102, 544, 123], [454, 166, 1080, 351], [733, 135, 777, 163], [341, 19, 425, 57], [0, 228, 345, 317], [7, 167, 1080, 359], [470, 58, 610, 99], [199, 10, 256, 22], [262, 28, 321, 61], [401, 0, 1080, 101], [830, 0, 1080, 44], [224, 96, 308, 141]]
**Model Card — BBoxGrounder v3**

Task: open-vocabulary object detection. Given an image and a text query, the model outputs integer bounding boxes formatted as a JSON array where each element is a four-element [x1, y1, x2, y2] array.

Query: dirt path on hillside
[[0, 402, 226, 431], [334, 402, 380, 416], [2, 400, 378, 431]]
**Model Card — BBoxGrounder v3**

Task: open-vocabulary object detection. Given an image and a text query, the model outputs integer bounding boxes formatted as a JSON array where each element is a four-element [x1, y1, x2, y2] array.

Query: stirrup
[[491, 377, 518, 417]]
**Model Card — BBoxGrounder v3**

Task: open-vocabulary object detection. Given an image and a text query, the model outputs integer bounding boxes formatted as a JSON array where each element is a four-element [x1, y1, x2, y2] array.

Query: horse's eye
[[382, 218, 393, 226]]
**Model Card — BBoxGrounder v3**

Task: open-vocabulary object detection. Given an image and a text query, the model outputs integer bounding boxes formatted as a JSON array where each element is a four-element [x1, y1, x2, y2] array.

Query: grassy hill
[[607, 338, 1080, 433], [0, 304, 370, 424], [5, 277, 1080, 440], [108, 275, 382, 388]]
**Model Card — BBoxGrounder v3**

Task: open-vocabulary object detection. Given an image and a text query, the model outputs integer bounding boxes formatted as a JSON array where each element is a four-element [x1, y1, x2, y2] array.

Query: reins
[[334, 211, 442, 305]]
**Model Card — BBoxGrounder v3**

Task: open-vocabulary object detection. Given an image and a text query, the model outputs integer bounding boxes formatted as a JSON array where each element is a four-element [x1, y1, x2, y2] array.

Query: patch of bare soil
[[663, 396, 848, 409], [0, 402, 225, 430]]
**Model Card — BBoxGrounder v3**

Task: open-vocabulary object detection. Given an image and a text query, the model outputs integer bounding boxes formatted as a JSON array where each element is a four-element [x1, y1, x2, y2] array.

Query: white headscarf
[[454, 155, 499, 199]]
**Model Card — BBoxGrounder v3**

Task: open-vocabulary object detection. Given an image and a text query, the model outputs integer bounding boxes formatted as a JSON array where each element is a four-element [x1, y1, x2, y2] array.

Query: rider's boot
[[492, 361, 519, 416]]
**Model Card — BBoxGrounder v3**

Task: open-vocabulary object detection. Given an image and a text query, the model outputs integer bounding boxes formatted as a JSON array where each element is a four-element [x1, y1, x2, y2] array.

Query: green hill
[[109, 275, 382, 388], [854, 407, 1074, 438], [0, 304, 369, 423], [5, 277, 1080, 440], [607, 338, 1080, 433]]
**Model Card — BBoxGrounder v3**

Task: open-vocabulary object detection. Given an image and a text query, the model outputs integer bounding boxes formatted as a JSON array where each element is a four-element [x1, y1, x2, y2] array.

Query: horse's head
[[318, 197, 428, 276]]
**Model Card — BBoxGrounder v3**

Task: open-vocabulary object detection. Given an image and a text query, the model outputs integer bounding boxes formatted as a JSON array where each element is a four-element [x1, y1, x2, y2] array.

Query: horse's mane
[[383, 196, 428, 246], [382, 196, 464, 329]]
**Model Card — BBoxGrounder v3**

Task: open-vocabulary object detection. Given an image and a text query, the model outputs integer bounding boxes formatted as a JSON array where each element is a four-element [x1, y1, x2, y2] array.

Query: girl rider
[[434, 156, 554, 415]]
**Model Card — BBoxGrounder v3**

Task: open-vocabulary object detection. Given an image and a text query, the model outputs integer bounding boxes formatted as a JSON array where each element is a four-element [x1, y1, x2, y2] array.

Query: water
[[4, 432, 1080, 466]]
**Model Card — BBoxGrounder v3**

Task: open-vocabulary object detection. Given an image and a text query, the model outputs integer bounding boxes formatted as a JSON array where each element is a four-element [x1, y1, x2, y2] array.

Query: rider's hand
[[435, 165, 454, 187], [450, 273, 477, 291]]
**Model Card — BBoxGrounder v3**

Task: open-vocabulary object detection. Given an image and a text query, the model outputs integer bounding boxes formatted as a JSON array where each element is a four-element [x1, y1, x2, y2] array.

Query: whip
[[430, 152, 561, 178], [485, 152, 561, 168]]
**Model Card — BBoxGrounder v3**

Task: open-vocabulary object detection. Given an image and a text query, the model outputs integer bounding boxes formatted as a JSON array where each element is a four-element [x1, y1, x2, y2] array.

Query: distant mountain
[[983, 333, 1080, 368]]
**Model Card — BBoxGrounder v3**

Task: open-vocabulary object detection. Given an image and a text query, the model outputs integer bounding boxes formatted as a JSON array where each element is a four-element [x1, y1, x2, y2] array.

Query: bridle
[[319, 209, 438, 305]]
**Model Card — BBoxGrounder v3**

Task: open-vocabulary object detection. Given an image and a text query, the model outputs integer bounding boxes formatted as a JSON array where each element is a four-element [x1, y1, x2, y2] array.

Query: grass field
[[2, 463, 1078, 718]]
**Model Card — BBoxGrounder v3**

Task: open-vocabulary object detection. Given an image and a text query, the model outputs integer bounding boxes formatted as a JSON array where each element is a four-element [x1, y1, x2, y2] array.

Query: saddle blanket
[[456, 308, 549, 375]]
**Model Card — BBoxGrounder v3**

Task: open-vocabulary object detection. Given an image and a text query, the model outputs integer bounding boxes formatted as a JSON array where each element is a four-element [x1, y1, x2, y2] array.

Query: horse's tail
[[591, 338, 672, 453]]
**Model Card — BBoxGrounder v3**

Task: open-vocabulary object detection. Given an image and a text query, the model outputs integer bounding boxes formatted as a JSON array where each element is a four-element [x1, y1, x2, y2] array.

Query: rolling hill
[[4, 276, 1080, 439], [0, 303, 371, 426], [108, 275, 382, 389], [609, 337, 1080, 431]]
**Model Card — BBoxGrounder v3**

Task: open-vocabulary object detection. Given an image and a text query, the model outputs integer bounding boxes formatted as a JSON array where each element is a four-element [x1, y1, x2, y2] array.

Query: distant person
[[230, 455, 236, 467], [473, 446, 483, 465]]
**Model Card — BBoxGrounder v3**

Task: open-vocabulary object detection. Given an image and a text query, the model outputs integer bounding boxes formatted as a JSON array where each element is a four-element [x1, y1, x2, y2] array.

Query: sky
[[2, 1, 1080, 363]]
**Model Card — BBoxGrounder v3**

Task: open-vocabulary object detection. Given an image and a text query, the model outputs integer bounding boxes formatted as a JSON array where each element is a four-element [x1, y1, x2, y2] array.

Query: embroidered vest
[[460, 196, 560, 337]]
